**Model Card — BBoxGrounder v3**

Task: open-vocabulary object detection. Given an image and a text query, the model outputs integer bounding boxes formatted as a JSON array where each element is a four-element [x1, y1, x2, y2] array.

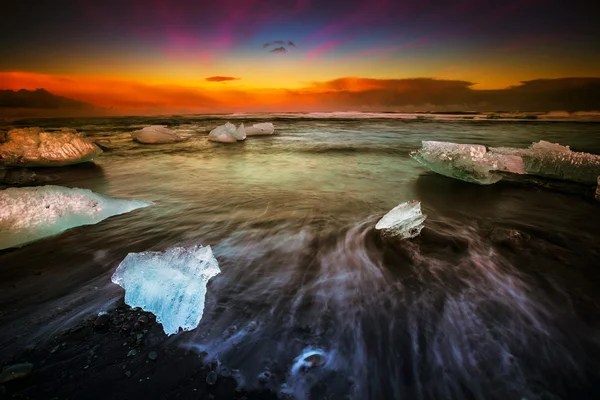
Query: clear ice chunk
[[0, 127, 102, 167], [131, 125, 183, 144], [233, 123, 246, 141], [244, 122, 275, 136], [375, 200, 427, 239], [0, 185, 152, 250], [490, 141, 600, 185], [208, 122, 237, 143], [410, 141, 506, 184], [411, 140, 600, 186], [111, 245, 221, 335]]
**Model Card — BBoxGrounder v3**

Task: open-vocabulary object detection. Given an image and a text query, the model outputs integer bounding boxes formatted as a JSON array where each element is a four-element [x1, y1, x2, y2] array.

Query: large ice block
[[410, 141, 508, 184], [244, 122, 275, 136], [111, 245, 221, 335], [208, 122, 238, 143], [411, 140, 600, 186], [376, 200, 427, 239], [0, 127, 102, 167], [0, 185, 152, 250], [489, 142, 600, 185], [131, 125, 183, 144]]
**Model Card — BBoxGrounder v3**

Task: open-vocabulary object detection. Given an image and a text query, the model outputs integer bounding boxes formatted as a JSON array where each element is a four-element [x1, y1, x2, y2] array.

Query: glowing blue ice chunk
[[0, 185, 152, 250], [111, 245, 221, 335]]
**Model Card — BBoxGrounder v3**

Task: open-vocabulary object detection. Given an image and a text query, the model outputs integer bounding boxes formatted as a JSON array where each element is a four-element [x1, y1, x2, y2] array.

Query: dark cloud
[[205, 76, 240, 82], [295, 77, 600, 112], [0, 88, 92, 109], [263, 40, 295, 51]]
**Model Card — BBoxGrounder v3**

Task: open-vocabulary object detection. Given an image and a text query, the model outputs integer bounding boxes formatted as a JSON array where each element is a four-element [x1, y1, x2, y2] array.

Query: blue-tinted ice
[[0, 185, 152, 250], [111, 245, 221, 335]]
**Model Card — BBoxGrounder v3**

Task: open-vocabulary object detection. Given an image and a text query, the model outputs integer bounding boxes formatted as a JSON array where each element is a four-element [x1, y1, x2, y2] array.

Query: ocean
[[1, 114, 600, 399]]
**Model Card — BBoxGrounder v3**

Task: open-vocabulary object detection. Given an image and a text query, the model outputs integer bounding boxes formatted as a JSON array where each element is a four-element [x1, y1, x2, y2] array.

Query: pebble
[[226, 325, 238, 337], [206, 371, 218, 385], [257, 371, 271, 383], [127, 350, 137, 357], [93, 313, 110, 329], [246, 321, 258, 332], [0, 363, 33, 384], [125, 371, 132, 378], [138, 315, 149, 324], [148, 351, 158, 361]]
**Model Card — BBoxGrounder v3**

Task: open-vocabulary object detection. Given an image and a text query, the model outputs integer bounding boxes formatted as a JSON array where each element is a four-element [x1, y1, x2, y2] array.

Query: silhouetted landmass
[[0, 88, 93, 109]]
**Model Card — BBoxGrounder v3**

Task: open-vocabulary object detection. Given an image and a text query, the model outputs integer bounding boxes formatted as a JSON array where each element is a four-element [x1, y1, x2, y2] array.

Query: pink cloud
[[306, 38, 350, 59]]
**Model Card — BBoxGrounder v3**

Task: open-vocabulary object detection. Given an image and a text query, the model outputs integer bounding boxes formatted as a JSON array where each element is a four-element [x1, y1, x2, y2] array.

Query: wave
[[184, 216, 600, 400]]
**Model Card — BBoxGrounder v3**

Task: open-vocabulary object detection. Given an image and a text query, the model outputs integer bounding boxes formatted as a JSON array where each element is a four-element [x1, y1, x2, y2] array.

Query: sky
[[0, 0, 599, 115]]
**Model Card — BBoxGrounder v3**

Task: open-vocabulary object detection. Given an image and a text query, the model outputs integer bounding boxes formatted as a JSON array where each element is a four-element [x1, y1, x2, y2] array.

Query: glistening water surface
[[1, 116, 600, 399]]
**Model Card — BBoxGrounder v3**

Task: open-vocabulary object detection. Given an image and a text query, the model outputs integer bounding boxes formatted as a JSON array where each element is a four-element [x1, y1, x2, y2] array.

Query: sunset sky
[[1, 0, 599, 114]]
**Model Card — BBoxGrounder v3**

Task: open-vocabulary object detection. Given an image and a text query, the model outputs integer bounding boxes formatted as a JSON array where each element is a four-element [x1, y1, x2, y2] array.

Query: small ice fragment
[[111, 245, 221, 335], [244, 122, 275, 136], [0, 185, 152, 250], [131, 125, 183, 144], [375, 200, 427, 239]]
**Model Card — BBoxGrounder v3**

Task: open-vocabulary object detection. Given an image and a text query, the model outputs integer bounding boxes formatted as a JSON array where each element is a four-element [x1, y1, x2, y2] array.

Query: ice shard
[[411, 140, 600, 186], [0, 185, 152, 250], [233, 123, 246, 141], [376, 200, 427, 239], [0, 127, 102, 167], [111, 245, 221, 335], [131, 125, 183, 144], [244, 122, 275, 136], [208, 122, 237, 143]]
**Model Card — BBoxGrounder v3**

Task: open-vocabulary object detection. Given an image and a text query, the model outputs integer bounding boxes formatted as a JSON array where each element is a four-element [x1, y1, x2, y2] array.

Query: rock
[[226, 325, 238, 337], [93, 139, 112, 151], [206, 371, 218, 385], [257, 371, 271, 383], [127, 349, 137, 357], [94, 313, 110, 329], [0, 168, 36, 185], [246, 321, 258, 332], [595, 176, 600, 201], [148, 351, 158, 361], [125, 370, 132, 378], [489, 228, 529, 244], [131, 126, 183, 144], [0, 127, 102, 167], [137, 315, 149, 324], [304, 353, 326, 368], [0, 363, 33, 383]]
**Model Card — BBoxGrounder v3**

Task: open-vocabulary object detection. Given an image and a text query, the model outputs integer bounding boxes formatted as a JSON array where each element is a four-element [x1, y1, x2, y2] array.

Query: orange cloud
[[1, 72, 599, 117]]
